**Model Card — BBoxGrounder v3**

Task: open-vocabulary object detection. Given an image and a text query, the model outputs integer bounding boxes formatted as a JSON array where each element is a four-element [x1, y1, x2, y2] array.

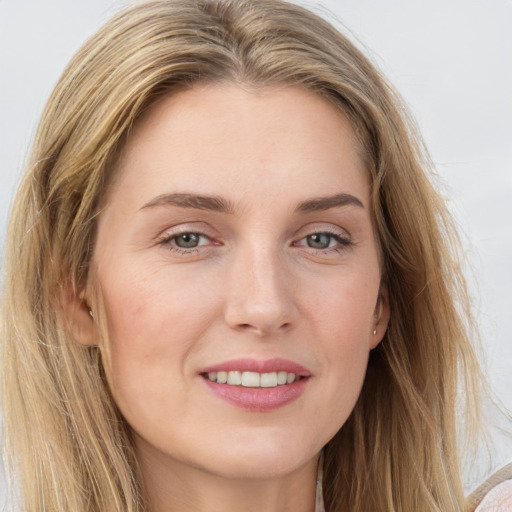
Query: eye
[[173, 232, 203, 249], [305, 233, 335, 249], [294, 231, 351, 252], [158, 231, 212, 251]]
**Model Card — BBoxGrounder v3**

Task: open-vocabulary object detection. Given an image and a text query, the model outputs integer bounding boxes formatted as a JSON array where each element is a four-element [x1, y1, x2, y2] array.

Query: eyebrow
[[140, 191, 364, 214], [140, 193, 235, 213], [296, 193, 364, 213]]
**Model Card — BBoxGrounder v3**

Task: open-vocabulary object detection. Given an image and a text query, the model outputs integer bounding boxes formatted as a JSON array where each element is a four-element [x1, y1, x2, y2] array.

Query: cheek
[[302, 265, 377, 423], [306, 261, 378, 342], [101, 261, 219, 347], [96, 263, 220, 411]]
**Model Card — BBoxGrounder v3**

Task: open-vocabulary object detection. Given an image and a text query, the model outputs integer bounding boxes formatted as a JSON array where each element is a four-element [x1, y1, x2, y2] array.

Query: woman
[[0, 0, 499, 510]]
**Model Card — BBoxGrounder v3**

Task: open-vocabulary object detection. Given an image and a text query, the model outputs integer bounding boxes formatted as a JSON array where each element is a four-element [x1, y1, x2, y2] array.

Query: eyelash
[[157, 231, 213, 254], [157, 229, 352, 255], [293, 230, 352, 254]]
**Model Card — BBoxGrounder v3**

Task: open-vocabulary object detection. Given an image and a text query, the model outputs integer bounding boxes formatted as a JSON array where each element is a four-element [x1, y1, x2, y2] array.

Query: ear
[[57, 282, 98, 346], [370, 283, 390, 349]]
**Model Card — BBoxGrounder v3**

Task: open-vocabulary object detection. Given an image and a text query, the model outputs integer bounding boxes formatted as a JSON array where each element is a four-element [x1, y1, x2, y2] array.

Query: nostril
[[235, 321, 291, 335], [238, 322, 291, 331]]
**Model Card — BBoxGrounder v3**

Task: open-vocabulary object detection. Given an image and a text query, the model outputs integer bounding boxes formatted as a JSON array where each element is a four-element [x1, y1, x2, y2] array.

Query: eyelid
[[294, 232, 351, 247], [291, 224, 353, 253], [154, 221, 221, 253], [157, 230, 211, 244], [296, 232, 348, 244], [293, 223, 351, 240], [155, 221, 216, 242]]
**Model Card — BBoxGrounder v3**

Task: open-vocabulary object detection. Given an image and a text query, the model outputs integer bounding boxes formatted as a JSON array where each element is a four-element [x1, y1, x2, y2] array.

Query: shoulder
[[475, 479, 512, 511], [468, 463, 512, 512]]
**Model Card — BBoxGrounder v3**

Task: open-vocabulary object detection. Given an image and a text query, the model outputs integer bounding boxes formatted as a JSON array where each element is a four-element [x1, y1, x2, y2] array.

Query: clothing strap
[[315, 451, 326, 512], [465, 463, 512, 511]]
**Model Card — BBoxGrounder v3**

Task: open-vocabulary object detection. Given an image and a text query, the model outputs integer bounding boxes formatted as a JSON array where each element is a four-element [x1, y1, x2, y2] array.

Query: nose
[[223, 243, 298, 336]]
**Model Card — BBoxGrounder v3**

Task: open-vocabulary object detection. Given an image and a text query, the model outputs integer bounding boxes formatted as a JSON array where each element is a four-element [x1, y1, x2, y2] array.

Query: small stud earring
[[373, 329, 377, 335], [89, 309, 94, 318]]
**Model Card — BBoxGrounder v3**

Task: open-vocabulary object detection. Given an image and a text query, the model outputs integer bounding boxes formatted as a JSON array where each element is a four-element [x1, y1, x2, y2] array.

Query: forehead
[[106, 83, 369, 212]]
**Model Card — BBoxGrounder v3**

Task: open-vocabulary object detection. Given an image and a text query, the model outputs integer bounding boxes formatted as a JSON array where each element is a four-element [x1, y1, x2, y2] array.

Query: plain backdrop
[[0, 0, 511, 502]]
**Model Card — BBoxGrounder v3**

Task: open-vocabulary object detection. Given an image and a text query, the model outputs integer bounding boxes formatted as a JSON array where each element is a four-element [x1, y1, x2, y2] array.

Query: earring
[[373, 329, 377, 335], [89, 309, 94, 318]]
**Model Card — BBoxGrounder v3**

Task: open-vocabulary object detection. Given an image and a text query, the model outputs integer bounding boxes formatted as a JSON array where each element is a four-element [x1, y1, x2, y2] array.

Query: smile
[[200, 358, 310, 411], [205, 370, 300, 388]]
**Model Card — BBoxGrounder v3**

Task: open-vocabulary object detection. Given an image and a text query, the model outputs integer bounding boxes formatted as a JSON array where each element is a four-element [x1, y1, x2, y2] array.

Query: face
[[87, 84, 388, 480]]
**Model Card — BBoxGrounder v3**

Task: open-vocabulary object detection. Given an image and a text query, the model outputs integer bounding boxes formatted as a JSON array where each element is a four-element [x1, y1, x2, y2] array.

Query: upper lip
[[200, 357, 311, 377]]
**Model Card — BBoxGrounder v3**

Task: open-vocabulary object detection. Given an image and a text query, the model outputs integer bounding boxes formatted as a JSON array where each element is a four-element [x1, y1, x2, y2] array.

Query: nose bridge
[[224, 238, 296, 335]]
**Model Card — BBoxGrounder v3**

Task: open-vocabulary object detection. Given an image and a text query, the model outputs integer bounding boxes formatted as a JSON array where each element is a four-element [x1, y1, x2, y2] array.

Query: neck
[[135, 438, 320, 512]]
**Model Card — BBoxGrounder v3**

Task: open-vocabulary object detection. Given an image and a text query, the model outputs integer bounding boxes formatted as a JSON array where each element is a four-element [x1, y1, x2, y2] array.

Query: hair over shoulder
[[1, 1, 482, 510]]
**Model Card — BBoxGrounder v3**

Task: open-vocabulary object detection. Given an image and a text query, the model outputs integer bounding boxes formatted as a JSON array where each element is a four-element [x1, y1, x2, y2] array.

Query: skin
[[75, 84, 389, 512]]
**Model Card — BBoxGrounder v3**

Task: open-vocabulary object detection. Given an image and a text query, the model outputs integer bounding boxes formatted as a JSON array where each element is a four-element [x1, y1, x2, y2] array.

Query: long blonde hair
[[1, 0, 481, 510]]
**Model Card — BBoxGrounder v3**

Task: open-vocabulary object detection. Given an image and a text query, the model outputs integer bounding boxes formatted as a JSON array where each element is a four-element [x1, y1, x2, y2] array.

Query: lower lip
[[202, 377, 308, 411]]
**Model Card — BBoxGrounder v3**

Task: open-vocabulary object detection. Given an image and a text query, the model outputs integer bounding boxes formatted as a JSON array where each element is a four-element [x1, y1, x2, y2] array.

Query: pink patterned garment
[[476, 480, 512, 511]]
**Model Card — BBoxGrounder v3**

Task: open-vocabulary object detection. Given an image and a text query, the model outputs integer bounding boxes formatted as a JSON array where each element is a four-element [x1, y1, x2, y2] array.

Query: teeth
[[227, 371, 242, 385], [206, 370, 299, 387], [241, 371, 260, 387], [260, 372, 277, 387], [277, 371, 287, 385]]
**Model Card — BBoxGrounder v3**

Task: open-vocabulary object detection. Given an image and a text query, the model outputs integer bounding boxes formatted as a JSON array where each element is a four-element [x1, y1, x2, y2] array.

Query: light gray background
[[0, 0, 511, 501]]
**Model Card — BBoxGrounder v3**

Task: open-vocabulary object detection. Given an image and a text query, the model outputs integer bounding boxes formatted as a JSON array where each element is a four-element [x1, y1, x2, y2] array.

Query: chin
[[193, 430, 322, 480], [203, 450, 316, 481]]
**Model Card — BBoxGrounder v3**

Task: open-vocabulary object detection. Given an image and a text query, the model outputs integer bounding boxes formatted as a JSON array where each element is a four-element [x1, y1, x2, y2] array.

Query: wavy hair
[[1, 0, 481, 510]]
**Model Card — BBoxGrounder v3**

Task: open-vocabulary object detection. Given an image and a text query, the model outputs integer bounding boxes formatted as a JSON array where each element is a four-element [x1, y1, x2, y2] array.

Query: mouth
[[199, 358, 310, 411], [202, 370, 304, 388]]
